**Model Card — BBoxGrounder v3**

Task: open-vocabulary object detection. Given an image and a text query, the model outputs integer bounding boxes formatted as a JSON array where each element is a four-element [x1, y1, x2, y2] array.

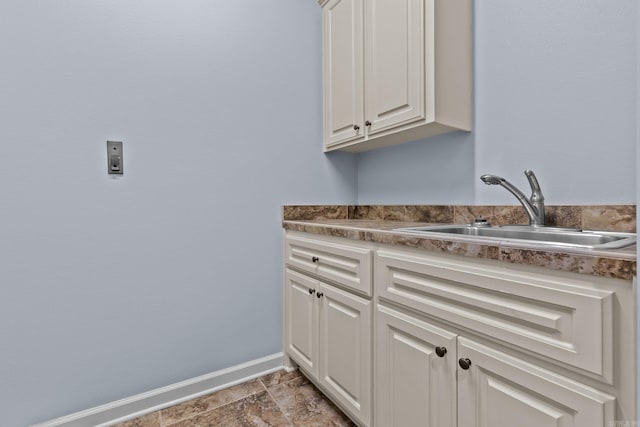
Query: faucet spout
[[480, 170, 545, 226]]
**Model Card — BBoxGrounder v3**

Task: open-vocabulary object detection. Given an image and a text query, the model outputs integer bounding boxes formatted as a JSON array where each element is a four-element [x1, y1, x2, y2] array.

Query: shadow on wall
[[355, 131, 475, 204], [326, 150, 358, 196]]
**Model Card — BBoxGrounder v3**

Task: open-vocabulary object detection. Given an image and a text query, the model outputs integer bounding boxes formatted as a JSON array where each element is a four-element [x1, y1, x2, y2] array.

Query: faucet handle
[[524, 170, 544, 201]]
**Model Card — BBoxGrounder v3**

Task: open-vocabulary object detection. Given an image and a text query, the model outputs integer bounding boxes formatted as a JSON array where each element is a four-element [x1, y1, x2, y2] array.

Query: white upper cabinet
[[322, 0, 365, 146], [365, 0, 426, 135], [318, 0, 472, 152]]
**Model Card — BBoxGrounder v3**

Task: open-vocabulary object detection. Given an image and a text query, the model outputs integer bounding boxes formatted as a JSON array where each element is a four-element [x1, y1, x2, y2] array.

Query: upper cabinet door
[[365, 0, 427, 135], [323, 0, 365, 147]]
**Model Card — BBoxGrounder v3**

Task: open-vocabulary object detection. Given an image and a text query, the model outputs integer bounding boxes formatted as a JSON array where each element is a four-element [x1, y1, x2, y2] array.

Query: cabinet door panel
[[285, 269, 318, 376], [376, 304, 456, 427], [365, 0, 426, 134], [457, 337, 615, 427], [323, 0, 364, 147], [318, 283, 372, 425]]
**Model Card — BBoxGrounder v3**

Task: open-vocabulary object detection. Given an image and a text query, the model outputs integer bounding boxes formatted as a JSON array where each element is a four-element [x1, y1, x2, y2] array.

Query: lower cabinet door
[[457, 337, 616, 427], [285, 269, 319, 376], [375, 304, 457, 427], [318, 282, 372, 426]]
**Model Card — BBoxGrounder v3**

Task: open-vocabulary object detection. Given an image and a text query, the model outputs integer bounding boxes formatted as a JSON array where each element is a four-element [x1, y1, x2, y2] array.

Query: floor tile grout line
[[161, 381, 270, 427], [260, 378, 295, 427]]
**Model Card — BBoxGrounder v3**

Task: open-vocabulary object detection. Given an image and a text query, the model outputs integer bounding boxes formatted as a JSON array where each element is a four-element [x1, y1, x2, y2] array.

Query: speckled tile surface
[[544, 206, 583, 229], [115, 412, 162, 427], [283, 204, 636, 233], [282, 206, 349, 221], [113, 370, 353, 427], [165, 391, 291, 427], [160, 379, 266, 425], [582, 205, 636, 232], [268, 376, 355, 427], [352, 205, 454, 222]]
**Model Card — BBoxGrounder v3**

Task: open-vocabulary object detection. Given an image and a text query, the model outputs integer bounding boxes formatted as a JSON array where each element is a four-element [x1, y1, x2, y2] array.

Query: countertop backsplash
[[283, 204, 636, 233]]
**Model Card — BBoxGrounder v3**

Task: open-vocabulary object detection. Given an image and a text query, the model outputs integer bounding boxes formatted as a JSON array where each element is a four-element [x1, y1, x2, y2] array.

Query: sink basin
[[393, 225, 636, 249]]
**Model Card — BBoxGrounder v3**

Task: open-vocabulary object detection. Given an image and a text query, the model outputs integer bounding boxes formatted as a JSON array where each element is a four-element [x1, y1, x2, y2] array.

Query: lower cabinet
[[285, 268, 372, 426], [457, 337, 615, 427], [285, 233, 634, 427], [375, 304, 457, 427], [375, 303, 616, 427], [285, 269, 318, 375]]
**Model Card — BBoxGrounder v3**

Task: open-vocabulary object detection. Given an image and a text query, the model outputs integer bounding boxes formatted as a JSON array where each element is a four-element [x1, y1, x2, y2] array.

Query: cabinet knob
[[365, 120, 371, 127], [458, 358, 472, 370], [308, 288, 316, 295], [353, 124, 360, 131], [435, 346, 447, 358], [311, 256, 319, 263], [316, 292, 324, 299]]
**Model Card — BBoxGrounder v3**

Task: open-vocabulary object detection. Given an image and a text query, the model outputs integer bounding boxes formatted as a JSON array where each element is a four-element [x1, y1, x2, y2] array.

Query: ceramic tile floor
[[113, 370, 356, 427]]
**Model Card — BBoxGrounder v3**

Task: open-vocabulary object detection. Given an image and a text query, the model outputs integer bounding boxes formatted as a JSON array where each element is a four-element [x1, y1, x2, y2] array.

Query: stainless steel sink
[[393, 225, 636, 249]]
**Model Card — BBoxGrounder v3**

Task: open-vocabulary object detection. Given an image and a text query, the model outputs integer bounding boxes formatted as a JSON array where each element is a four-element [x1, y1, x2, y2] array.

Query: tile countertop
[[282, 218, 636, 282]]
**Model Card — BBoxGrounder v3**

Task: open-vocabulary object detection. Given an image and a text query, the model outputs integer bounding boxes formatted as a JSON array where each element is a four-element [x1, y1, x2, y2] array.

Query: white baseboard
[[31, 353, 284, 427]]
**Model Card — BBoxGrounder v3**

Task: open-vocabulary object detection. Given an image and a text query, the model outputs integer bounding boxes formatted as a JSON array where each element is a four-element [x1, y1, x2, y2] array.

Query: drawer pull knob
[[316, 292, 324, 299], [435, 346, 447, 358], [365, 120, 371, 127], [458, 358, 472, 370], [308, 288, 316, 295], [353, 124, 360, 131], [311, 256, 319, 263]]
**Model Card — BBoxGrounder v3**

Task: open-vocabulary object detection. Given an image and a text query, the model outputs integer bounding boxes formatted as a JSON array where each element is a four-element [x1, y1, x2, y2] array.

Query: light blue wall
[[358, 0, 637, 205], [0, 1, 355, 425], [357, 132, 475, 204], [1, 1, 638, 425]]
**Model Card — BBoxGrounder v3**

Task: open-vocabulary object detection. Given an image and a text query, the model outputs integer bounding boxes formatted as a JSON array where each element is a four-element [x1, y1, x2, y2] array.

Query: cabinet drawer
[[376, 250, 614, 382], [285, 233, 372, 296]]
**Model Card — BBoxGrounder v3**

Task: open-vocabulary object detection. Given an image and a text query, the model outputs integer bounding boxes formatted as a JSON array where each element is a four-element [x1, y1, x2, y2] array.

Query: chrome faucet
[[480, 170, 545, 226]]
